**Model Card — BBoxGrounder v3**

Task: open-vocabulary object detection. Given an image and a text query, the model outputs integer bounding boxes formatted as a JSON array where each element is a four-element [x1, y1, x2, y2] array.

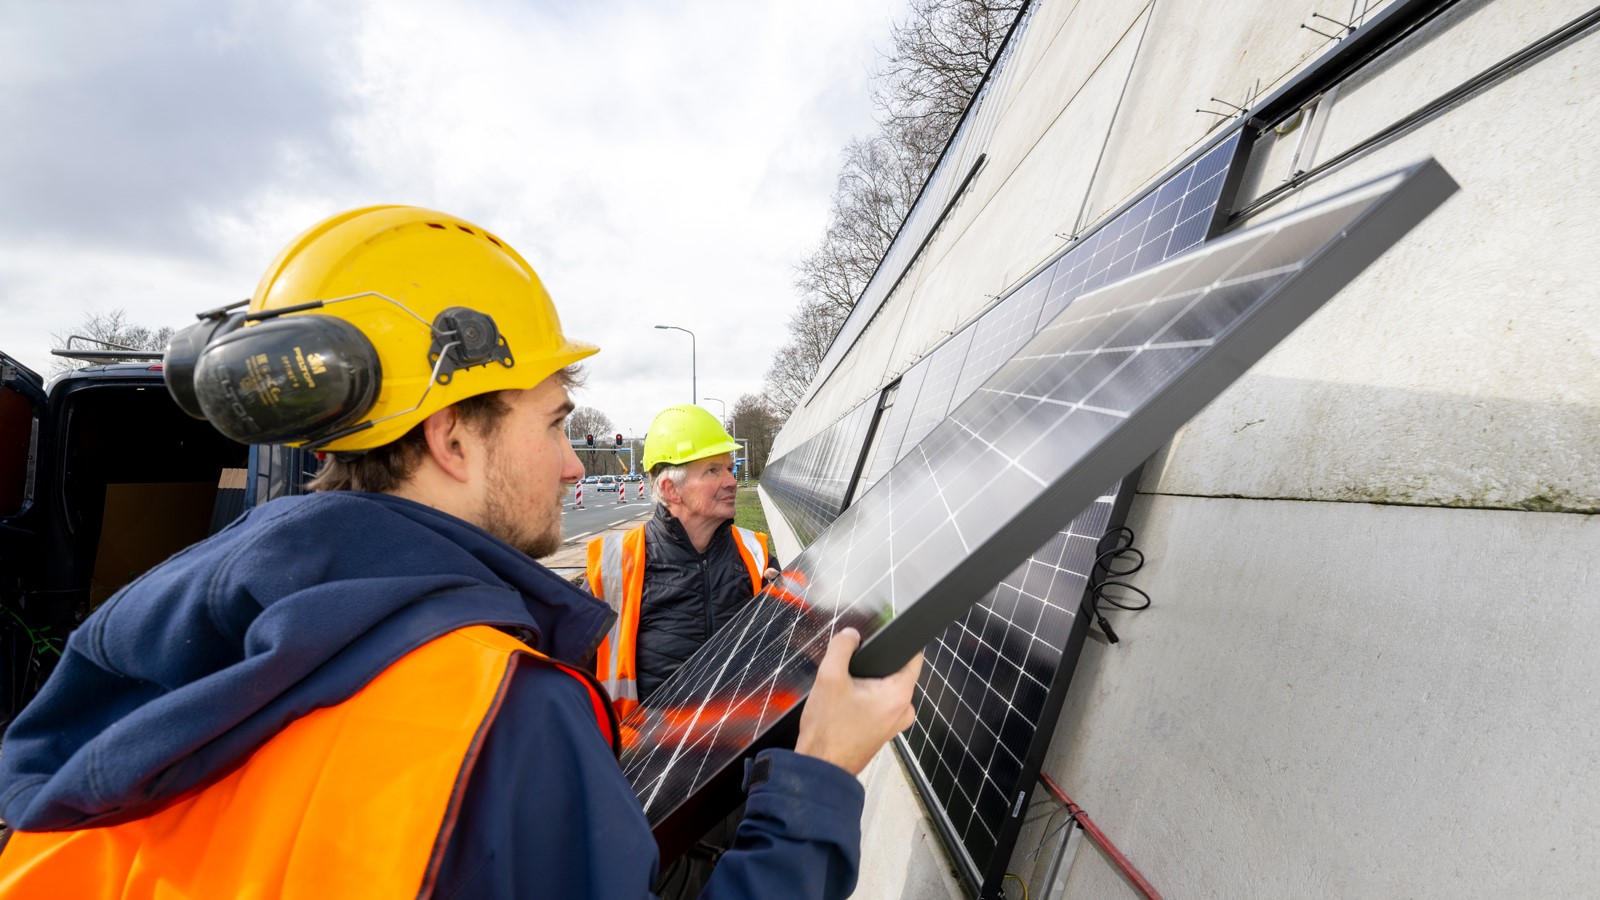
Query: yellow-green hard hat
[[642, 404, 740, 471]]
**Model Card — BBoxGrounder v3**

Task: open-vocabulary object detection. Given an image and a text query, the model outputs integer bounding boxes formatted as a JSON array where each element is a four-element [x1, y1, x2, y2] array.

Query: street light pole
[[702, 396, 728, 434], [653, 324, 696, 404]]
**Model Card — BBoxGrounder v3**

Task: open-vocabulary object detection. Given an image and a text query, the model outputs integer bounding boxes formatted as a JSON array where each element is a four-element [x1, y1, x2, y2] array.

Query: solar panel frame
[[621, 160, 1457, 866]]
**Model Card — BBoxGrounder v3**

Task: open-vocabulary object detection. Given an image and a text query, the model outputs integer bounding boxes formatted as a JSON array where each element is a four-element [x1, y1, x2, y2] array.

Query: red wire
[[1037, 774, 1164, 900]]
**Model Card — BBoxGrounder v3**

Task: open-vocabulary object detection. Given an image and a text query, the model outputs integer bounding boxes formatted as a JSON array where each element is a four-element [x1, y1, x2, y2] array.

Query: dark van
[[0, 348, 315, 725]]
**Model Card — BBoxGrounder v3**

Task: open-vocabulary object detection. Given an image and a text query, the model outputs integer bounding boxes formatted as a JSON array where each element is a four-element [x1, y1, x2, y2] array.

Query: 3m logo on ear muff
[[164, 294, 512, 448]]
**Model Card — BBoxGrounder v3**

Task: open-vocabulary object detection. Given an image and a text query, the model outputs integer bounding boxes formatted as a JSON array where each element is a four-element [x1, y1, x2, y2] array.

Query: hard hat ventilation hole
[[485, 234, 503, 247], [456, 225, 476, 235], [426, 223, 447, 230]]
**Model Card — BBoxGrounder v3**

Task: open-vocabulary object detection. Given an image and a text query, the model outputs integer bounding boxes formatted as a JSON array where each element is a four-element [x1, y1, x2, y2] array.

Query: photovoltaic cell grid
[[761, 131, 1255, 894], [901, 483, 1119, 880], [760, 398, 876, 546], [854, 360, 928, 491], [890, 132, 1240, 893], [620, 161, 1455, 865], [851, 131, 1242, 498], [1038, 133, 1240, 326], [895, 326, 976, 460]]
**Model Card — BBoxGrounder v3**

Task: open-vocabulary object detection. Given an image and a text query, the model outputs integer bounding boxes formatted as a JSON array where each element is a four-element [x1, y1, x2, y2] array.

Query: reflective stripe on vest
[[729, 526, 770, 596], [587, 524, 768, 721], [0, 625, 615, 900], [587, 527, 647, 718]]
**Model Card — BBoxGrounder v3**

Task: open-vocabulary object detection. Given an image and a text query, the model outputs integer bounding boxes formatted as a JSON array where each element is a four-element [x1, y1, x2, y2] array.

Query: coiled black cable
[[1085, 526, 1151, 644]]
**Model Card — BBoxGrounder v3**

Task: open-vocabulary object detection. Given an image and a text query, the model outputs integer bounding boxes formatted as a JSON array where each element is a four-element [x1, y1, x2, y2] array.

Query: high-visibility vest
[[0, 625, 616, 899], [586, 523, 769, 720]]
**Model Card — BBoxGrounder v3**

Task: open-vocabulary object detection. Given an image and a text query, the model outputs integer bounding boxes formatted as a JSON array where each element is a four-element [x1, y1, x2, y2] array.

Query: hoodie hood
[[0, 491, 613, 831]]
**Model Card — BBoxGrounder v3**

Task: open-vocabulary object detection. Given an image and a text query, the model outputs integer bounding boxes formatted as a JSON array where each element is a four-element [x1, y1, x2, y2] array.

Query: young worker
[[0, 206, 921, 899]]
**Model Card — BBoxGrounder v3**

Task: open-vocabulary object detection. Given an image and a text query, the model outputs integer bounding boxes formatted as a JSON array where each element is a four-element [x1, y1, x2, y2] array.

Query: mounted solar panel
[[623, 160, 1457, 868], [896, 129, 1244, 895], [762, 397, 877, 546], [853, 357, 929, 496], [846, 131, 1242, 506], [899, 476, 1133, 885], [896, 324, 977, 456]]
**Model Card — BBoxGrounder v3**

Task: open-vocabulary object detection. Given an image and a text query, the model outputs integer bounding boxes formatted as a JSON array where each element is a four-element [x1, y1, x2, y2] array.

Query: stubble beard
[[481, 453, 564, 559]]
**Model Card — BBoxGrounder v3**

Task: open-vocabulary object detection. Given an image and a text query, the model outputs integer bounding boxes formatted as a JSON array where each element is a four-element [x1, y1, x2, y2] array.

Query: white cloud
[[1, 0, 900, 435]]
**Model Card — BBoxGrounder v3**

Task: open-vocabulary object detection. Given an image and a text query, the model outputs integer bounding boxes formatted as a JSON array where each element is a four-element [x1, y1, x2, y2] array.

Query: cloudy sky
[[0, 0, 902, 435]]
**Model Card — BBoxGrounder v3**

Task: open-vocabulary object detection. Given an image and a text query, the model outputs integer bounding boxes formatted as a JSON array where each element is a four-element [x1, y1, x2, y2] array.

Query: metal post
[[703, 396, 727, 432], [654, 325, 696, 404]]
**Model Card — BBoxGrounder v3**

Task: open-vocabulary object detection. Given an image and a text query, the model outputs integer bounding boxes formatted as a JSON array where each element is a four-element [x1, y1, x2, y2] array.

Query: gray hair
[[652, 463, 687, 511]]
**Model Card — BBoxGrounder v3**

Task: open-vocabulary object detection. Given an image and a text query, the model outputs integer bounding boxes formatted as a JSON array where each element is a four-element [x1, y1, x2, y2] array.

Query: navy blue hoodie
[[0, 491, 864, 898]]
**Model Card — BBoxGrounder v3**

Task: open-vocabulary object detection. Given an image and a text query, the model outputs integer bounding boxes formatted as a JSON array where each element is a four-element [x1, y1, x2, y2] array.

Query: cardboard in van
[[89, 481, 217, 609]]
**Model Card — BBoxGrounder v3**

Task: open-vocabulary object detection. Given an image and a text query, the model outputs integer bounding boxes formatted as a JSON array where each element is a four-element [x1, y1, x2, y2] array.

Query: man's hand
[[794, 628, 922, 776], [763, 567, 780, 583]]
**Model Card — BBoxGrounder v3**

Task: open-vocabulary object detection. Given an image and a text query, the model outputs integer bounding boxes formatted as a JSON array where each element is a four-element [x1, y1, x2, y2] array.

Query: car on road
[[622, 473, 643, 483], [581, 475, 598, 484], [596, 475, 619, 492]]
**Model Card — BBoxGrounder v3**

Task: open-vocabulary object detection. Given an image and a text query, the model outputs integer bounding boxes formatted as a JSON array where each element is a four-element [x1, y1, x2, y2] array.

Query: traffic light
[[615, 433, 623, 447], [585, 434, 594, 447]]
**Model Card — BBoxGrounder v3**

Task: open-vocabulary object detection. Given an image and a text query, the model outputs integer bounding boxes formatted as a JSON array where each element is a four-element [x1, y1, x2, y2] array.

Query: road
[[560, 482, 653, 544]]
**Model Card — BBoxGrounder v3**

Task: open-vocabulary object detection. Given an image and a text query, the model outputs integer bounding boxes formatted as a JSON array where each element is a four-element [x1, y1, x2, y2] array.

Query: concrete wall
[[764, 0, 1599, 896]]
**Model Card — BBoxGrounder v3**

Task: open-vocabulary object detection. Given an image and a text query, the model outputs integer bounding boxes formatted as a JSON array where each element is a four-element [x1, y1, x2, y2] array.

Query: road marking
[[566, 530, 593, 543]]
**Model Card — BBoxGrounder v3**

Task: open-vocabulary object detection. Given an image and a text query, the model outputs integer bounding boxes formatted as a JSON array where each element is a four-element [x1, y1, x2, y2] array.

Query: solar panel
[[622, 160, 1456, 865], [895, 131, 1243, 895], [1040, 130, 1239, 327], [898, 476, 1131, 885], [843, 132, 1242, 506], [853, 360, 928, 496], [895, 324, 976, 458], [761, 397, 877, 546]]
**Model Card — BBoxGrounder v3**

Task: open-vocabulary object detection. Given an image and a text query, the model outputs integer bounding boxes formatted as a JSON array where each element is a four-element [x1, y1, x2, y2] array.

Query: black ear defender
[[164, 297, 510, 447], [163, 303, 248, 419], [190, 316, 383, 445]]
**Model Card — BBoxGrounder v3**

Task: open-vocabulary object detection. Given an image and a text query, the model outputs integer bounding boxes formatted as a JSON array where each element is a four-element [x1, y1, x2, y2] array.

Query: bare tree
[[730, 393, 779, 478], [763, 297, 844, 417], [872, 0, 1025, 168], [766, 0, 1025, 424], [50, 309, 177, 375], [567, 405, 617, 477], [794, 135, 927, 320]]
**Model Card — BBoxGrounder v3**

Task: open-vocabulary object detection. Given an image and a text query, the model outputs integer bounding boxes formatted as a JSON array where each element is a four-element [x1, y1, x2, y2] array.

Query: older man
[[587, 405, 776, 719], [0, 207, 920, 900]]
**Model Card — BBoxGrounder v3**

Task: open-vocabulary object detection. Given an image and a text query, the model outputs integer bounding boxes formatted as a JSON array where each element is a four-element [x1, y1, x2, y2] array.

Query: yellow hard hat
[[642, 404, 740, 471], [173, 205, 597, 451]]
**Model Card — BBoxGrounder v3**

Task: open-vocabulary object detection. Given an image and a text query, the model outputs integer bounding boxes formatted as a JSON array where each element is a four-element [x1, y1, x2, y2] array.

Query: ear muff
[[190, 316, 382, 445], [163, 312, 246, 419]]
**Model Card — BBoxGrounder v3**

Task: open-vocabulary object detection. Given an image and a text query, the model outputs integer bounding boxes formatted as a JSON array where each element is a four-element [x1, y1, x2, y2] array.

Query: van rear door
[[1, 352, 46, 550], [1, 352, 48, 723]]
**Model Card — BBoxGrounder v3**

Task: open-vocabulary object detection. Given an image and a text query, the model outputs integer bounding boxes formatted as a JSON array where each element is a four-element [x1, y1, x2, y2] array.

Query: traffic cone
[[617, 479, 626, 503], [574, 485, 584, 508], [636, 481, 645, 501]]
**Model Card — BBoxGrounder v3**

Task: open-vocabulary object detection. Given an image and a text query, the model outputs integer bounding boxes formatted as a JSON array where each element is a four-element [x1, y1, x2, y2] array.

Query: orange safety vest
[[586, 523, 769, 719], [0, 625, 616, 899]]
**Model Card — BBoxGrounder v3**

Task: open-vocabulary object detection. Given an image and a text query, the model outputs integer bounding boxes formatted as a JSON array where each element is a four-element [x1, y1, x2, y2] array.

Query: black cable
[[1084, 526, 1151, 644]]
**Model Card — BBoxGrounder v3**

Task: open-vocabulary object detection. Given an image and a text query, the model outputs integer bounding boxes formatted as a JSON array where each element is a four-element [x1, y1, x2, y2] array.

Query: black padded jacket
[[635, 505, 779, 699]]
